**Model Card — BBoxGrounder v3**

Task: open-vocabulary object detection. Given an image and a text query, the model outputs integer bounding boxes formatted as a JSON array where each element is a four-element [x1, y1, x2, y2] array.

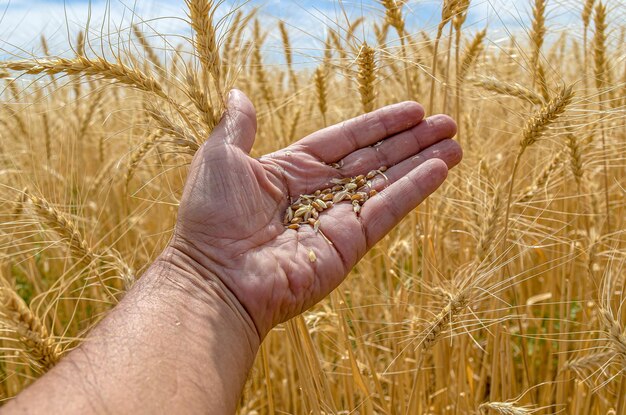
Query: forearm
[[2, 246, 260, 415]]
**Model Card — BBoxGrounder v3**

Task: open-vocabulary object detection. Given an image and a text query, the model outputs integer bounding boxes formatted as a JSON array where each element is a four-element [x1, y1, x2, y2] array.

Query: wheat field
[[0, 0, 625, 413]]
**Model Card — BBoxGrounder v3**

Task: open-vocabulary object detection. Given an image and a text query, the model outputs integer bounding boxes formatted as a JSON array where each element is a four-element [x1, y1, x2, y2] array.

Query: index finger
[[292, 102, 425, 163]]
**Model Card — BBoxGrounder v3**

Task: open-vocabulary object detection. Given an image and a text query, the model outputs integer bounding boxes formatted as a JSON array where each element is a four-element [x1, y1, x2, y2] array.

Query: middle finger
[[336, 114, 457, 177]]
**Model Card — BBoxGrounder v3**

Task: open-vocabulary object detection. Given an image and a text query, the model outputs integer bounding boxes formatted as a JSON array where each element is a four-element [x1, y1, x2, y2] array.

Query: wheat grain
[[284, 169, 386, 230]]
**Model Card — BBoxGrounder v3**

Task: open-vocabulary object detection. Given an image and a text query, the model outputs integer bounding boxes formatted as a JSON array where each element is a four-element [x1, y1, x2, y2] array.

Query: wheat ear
[[252, 20, 274, 106], [186, 0, 222, 93], [468, 76, 543, 105], [22, 191, 118, 302], [422, 290, 468, 350], [381, 0, 405, 35], [132, 25, 163, 72], [357, 43, 377, 113], [566, 132, 585, 186], [597, 309, 626, 366], [475, 190, 503, 262], [479, 402, 535, 415], [185, 71, 218, 131], [428, 0, 459, 111], [278, 21, 298, 92], [2, 57, 166, 100], [519, 85, 575, 150], [0, 287, 61, 372], [593, 1, 612, 232], [529, 0, 547, 85], [125, 129, 163, 190], [314, 66, 328, 123], [593, 2, 609, 91], [457, 30, 487, 84], [517, 148, 565, 203], [503, 85, 574, 244]]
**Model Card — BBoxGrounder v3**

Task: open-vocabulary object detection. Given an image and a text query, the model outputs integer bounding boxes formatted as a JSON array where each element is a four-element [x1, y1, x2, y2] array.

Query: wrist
[[153, 243, 261, 353]]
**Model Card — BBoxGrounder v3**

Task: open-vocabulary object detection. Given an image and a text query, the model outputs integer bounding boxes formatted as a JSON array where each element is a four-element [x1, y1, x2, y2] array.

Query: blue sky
[[0, 0, 621, 64]]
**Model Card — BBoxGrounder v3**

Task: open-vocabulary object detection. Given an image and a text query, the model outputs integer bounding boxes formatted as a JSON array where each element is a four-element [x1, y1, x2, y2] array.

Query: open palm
[[172, 90, 462, 338]]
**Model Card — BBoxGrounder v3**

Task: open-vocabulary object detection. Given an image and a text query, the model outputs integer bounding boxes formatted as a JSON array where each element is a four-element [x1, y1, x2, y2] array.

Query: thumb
[[210, 89, 257, 153]]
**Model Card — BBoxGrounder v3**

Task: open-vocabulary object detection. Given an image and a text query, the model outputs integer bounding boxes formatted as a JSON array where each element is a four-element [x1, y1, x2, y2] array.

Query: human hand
[[170, 90, 462, 340]]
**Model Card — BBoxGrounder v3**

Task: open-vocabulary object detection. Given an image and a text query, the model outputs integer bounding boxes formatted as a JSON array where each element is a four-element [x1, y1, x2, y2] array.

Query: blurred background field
[[0, 0, 625, 413]]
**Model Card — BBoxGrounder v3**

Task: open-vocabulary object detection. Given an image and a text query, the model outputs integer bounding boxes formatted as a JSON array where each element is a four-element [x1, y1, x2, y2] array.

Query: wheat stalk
[[287, 109, 301, 143], [41, 112, 52, 164], [429, 0, 461, 111]]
